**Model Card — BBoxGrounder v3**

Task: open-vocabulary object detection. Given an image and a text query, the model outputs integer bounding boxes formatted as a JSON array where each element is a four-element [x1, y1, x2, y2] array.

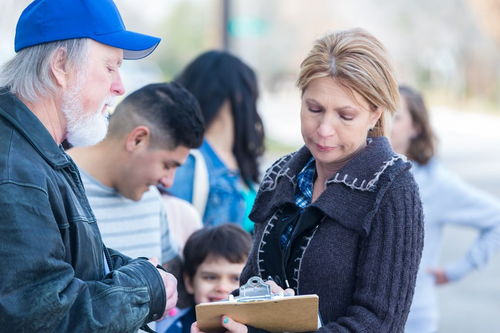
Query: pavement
[[260, 91, 500, 332], [432, 108, 500, 332]]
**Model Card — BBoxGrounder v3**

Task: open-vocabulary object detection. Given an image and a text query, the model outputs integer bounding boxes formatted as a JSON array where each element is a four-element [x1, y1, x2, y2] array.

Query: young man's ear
[[183, 273, 195, 295], [125, 126, 150, 152]]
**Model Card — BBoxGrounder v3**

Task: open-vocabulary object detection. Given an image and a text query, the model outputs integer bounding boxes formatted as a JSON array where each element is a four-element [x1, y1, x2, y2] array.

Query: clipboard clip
[[233, 276, 283, 303]]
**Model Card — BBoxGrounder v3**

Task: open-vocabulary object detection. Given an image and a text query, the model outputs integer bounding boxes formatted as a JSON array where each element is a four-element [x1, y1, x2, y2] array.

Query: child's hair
[[183, 224, 252, 279]]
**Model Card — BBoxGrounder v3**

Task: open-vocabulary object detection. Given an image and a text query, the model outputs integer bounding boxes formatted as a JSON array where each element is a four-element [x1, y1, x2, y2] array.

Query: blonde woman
[[192, 28, 424, 333]]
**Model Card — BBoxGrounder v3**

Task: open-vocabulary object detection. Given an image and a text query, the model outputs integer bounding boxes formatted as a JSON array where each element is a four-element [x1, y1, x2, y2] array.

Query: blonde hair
[[297, 28, 399, 137]]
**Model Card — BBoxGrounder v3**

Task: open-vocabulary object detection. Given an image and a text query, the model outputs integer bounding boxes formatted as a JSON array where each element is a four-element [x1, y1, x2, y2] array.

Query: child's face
[[184, 255, 246, 304]]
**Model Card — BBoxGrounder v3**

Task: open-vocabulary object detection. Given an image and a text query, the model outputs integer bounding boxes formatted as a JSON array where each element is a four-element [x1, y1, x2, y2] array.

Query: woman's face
[[300, 77, 382, 167], [390, 96, 418, 155]]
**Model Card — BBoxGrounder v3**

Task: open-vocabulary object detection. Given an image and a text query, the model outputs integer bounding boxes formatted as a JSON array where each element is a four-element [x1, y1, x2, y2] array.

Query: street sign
[[228, 17, 268, 37]]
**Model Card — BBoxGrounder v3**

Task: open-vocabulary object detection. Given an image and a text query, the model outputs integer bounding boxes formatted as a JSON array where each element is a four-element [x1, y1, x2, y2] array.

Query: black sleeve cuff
[[139, 260, 167, 323]]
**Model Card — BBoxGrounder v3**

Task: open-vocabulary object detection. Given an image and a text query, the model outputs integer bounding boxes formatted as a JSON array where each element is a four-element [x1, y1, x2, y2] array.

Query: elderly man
[[0, 0, 178, 332]]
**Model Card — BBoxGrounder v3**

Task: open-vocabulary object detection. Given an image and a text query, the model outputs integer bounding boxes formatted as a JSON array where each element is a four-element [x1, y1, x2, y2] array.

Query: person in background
[[68, 82, 204, 267], [157, 224, 252, 333], [192, 28, 424, 333], [391, 85, 500, 333], [161, 193, 203, 255], [167, 50, 265, 232], [0, 0, 178, 331]]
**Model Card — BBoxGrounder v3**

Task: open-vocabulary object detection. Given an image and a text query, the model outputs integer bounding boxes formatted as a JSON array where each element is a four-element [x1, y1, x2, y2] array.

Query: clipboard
[[195, 276, 319, 333]]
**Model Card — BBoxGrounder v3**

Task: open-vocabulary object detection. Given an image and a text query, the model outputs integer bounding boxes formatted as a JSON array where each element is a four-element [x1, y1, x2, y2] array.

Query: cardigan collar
[[324, 136, 405, 192], [250, 137, 410, 234]]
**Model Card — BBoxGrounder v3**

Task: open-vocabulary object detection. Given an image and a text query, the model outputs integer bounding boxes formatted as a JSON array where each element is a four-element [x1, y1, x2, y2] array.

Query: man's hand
[[148, 258, 178, 319], [427, 267, 450, 285], [158, 269, 178, 318], [191, 321, 205, 333]]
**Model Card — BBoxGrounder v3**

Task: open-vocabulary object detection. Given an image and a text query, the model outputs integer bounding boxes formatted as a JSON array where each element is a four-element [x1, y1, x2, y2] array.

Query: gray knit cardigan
[[241, 137, 424, 332]]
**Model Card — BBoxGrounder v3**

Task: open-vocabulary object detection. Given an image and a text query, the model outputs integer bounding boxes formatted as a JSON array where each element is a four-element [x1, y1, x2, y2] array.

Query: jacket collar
[[250, 137, 410, 234], [0, 89, 71, 168]]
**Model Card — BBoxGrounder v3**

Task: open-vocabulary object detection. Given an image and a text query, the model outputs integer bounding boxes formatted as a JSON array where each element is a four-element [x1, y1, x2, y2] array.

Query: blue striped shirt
[[79, 168, 177, 263]]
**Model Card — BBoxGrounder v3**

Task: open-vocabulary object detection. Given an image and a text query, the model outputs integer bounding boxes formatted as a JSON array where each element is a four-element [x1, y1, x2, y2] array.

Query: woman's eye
[[107, 67, 115, 73], [340, 114, 354, 121]]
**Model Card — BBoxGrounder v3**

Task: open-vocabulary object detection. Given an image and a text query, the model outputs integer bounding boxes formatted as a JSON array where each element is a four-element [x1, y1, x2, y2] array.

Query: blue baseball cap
[[15, 0, 161, 60]]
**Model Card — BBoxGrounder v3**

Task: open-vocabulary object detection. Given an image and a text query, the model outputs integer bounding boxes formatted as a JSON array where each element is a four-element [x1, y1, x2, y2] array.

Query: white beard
[[61, 77, 112, 147]]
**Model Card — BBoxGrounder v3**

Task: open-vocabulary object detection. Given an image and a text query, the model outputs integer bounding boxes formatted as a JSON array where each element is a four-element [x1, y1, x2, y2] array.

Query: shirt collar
[[295, 157, 315, 208]]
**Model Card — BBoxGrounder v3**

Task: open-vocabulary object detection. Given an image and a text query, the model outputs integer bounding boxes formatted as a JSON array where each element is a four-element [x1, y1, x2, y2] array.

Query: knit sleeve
[[319, 178, 424, 332]]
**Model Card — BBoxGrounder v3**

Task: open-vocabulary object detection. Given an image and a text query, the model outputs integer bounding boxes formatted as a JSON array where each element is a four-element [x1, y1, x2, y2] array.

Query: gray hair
[[0, 38, 89, 103]]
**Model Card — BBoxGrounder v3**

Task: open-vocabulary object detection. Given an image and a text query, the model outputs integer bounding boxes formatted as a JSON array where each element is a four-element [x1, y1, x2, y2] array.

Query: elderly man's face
[[62, 40, 125, 146]]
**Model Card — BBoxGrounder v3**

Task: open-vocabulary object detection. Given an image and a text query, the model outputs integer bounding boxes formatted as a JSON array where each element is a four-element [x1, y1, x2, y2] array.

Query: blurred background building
[[2, 1, 499, 331]]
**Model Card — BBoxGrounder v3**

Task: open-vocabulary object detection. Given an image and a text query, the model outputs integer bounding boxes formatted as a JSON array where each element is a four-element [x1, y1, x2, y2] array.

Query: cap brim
[[92, 30, 161, 60]]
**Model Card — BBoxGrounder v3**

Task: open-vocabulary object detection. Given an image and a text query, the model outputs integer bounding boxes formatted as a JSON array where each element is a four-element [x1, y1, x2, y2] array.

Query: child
[[157, 224, 252, 333]]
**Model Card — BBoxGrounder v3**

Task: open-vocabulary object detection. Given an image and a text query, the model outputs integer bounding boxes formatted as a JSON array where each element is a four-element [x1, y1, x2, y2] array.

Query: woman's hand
[[190, 280, 293, 333], [191, 316, 248, 333], [265, 280, 295, 296]]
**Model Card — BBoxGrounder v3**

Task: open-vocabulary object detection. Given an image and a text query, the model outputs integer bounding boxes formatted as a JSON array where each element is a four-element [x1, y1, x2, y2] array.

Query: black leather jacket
[[0, 90, 166, 332]]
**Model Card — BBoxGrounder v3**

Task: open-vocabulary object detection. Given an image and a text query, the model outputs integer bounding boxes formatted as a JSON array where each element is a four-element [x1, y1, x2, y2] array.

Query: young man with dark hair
[[69, 81, 204, 265], [69, 82, 204, 332]]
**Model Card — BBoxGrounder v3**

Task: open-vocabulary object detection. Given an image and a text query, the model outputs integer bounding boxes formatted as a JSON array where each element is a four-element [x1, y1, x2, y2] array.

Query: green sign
[[228, 17, 268, 37]]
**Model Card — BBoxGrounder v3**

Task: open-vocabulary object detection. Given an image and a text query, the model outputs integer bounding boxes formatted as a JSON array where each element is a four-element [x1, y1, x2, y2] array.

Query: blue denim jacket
[[0, 90, 166, 332], [169, 140, 250, 228]]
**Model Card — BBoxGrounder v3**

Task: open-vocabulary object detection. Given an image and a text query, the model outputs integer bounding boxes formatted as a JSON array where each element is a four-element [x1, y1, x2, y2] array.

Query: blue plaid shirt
[[280, 157, 316, 249]]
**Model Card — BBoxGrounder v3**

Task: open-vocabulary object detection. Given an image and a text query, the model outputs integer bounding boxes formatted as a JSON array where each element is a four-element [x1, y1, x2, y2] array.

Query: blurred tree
[[2, 0, 500, 109], [468, 0, 500, 45], [152, 0, 220, 80]]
